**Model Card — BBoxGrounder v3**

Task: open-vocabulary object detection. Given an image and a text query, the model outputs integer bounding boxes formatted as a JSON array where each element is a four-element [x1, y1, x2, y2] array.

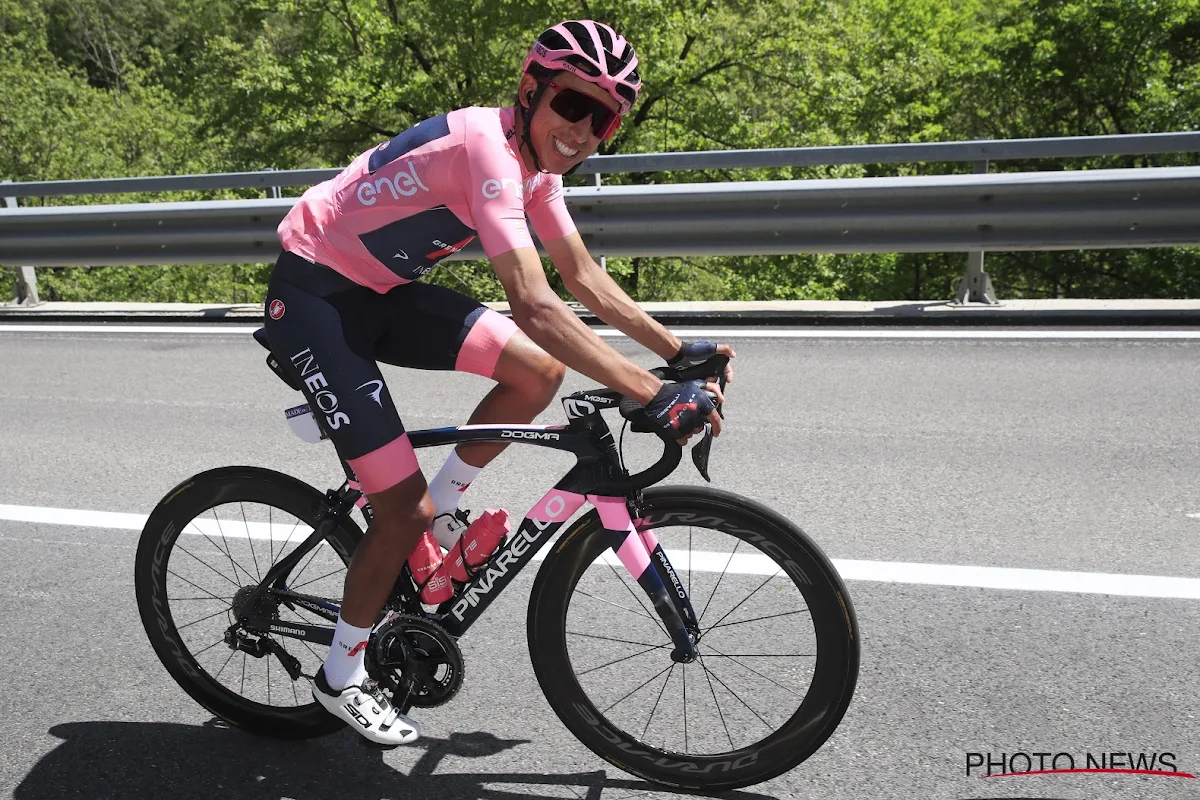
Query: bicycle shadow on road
[[14, 719, 784, 800]]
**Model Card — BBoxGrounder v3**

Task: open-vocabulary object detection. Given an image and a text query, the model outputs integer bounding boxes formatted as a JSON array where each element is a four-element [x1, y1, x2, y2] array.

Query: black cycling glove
[[667, 341, 718, 369], [644, 380, 716, 440]]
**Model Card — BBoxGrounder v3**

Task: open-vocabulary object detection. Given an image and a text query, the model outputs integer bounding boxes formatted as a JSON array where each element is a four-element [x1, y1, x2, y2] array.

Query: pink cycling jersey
[[278, 106, 577, 293]]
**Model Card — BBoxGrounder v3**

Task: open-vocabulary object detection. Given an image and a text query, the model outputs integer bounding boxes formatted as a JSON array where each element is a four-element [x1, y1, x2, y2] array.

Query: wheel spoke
[[290, 565, 346, 591], [604, 558, 668, 639], [176, 605, 237, 631], [704, 608, 809, 635], [701, 569, 785, 634], [213, 647, 238, 681], [166, 570, 231, 604], [289, 542, 325, 588], [682, 662, 688, 754], [232, 505, 262, 582], [640, 663, 677, 740], [698, 658, 775, 733], [601, 663, 674, 714], [700, 656, 735, 750], [703, 642, 802, 697], [567, 631, 661, 648], [172, 542, 243, 590], [697, 537, 742, 625], [191, 637, 228, 659], [572, 589, 659, 624], [576, 642, 670, 677], [188, 515, 254, 586], [704, 653, 815, 658]]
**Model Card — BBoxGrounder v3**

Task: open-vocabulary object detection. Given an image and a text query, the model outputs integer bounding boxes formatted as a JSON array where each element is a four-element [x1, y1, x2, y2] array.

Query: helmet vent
[[596, 24, 614, 52], [563, 21, 599, 60], [539, 29, 572, 52]]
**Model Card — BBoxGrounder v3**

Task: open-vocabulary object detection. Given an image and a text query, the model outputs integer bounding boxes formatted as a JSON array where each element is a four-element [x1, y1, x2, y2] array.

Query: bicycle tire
[[134, 466, 363, 739], [526, 486, 858, 790]]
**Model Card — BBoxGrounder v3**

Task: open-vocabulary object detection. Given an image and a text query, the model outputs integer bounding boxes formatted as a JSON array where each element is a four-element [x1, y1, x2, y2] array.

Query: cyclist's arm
[[490, 246, 662, 405], [543, 231, 681, 361]]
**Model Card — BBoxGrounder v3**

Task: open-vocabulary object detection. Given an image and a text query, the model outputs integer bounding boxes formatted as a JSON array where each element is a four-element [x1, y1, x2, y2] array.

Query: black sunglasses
[[537, 80, 622, 140]]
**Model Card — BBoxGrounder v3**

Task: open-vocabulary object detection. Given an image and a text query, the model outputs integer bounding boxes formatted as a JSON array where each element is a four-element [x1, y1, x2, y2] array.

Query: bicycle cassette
[[366, 613, 464, 711]]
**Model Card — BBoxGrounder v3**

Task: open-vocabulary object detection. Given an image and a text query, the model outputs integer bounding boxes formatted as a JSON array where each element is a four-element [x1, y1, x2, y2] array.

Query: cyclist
[[263, 19, 736, 747]]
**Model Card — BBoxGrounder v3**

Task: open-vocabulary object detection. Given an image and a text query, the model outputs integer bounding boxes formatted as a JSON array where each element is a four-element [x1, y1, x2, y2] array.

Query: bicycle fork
[[590, 496, 700, 663]]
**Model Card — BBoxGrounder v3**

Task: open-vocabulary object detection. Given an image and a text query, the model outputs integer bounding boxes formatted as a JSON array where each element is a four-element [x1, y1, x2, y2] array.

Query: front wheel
[[527, 486, 858, 791]]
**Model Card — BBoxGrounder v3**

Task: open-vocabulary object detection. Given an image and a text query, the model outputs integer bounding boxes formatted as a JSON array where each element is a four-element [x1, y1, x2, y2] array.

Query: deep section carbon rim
[[528, 487, 857, 790], [163, 500, 348, 707], [567, 515, 817, 755], [136, 469, 360, 737]]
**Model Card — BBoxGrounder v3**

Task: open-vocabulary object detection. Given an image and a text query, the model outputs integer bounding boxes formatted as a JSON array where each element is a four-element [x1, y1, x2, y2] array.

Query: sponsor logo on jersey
[[268, 299, 285, 320], [290, 347, 351, 430], [356, 160, 430, 206], [481, 177, 523, 200], [426, 236, 474, 261], [356, 379, 385, 408]]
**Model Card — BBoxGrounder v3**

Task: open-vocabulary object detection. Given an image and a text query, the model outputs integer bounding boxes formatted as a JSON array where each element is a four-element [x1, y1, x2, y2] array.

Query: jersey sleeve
[[526, 174, 577, 243], [464, 122, 537, 258]]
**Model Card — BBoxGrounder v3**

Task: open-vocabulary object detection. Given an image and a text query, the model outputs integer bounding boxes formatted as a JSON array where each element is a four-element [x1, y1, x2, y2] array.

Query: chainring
[[366, 613, 464, 710]]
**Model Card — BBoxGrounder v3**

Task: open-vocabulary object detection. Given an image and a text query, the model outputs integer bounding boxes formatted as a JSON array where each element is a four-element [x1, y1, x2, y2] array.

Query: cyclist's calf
[[338, 473, 435, 626]]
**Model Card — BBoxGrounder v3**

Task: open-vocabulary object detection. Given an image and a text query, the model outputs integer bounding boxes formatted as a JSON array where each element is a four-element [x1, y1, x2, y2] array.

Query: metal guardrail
[[3, 132, 1199, 307], [3, 132, 1198, 199], [4, 167, 1197, 265]]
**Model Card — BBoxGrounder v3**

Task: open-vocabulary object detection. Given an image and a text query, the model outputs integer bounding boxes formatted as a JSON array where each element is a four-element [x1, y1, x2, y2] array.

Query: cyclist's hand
[[645, 379, 725, 444], [668, 341, 736, 384]]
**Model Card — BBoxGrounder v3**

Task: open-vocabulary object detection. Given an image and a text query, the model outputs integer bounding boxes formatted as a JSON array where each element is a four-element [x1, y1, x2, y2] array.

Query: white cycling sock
[[428, 449, 483, 516], [323, 615, 372, 691]]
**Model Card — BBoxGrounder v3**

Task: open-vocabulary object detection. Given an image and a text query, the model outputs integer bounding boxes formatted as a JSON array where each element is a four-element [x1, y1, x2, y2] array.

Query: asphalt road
[[1, 324, 1199, 800]]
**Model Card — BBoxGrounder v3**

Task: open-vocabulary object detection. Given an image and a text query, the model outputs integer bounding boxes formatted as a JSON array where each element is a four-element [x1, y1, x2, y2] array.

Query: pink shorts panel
[[348, 433, 422, 495], [455, 309, 518, 379]]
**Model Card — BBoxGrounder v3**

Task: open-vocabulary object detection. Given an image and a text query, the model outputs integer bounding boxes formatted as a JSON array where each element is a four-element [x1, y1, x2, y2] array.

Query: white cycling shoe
[[311, 667, 421, 747]]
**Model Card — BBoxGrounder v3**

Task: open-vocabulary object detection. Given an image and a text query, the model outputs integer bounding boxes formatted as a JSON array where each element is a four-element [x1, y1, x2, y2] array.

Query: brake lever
[[691, 422, 714, 482]]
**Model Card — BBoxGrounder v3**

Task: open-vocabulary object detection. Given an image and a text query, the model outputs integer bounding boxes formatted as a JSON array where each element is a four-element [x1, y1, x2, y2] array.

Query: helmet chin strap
[[519, 82, 551, 174]]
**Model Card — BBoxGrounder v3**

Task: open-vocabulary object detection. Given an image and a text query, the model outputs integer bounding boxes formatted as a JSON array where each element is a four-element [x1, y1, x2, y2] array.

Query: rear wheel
[[527, 486, 858, 790], [134, 466, 362, 739]]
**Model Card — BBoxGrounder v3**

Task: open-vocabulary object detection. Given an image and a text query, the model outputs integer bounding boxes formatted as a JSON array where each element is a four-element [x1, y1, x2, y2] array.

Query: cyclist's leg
[[373, 281, 565, 469], [262, 253, 427, 744], [264, 253, 433, 617]]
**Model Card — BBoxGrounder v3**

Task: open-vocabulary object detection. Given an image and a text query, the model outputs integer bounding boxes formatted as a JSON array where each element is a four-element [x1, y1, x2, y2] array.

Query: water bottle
[[442, 509, 510, 582], [407, 531, 454, 604]]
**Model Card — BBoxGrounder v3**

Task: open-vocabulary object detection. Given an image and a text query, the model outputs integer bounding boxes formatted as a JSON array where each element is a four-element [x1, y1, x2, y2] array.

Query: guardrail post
[[2, 181, 40, 306], [954, 159, 998, 305], [594, 172, 606, 272], [265, 167, 281, 199]]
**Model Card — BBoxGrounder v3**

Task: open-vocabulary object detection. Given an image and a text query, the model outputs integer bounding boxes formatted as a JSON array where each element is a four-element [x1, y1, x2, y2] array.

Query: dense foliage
[[3, 0, 1198, 303]]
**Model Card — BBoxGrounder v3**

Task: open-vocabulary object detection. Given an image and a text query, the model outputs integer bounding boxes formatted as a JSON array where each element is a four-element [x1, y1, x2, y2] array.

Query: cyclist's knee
[[367, 475, 435, 537], [495, 334, 565, 403], [535, 354, 566, 400]]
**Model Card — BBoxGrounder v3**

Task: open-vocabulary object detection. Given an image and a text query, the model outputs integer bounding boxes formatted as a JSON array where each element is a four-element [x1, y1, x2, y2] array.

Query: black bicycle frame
[[238, 395, 704, 660]]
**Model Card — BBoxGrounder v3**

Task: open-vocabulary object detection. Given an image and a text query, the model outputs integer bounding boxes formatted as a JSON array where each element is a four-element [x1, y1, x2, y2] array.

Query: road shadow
[[14, 719, 783, 800]]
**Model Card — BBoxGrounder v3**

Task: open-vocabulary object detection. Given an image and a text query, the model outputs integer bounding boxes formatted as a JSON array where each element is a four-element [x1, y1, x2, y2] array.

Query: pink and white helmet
[[522, 20, 641, 115]]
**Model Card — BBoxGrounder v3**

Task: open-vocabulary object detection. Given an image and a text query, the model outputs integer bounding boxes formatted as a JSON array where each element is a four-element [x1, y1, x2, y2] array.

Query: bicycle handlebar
[[586, 353, 730, 494]]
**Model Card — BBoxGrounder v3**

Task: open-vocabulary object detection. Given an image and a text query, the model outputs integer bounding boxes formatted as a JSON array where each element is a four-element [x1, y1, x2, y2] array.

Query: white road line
[[3, 503, 1199, 599], [2, 324, 1200, 340]]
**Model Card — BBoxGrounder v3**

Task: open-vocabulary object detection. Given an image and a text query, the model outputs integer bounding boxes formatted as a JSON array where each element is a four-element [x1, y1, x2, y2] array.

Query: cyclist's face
[[520, 71, 620, 174]]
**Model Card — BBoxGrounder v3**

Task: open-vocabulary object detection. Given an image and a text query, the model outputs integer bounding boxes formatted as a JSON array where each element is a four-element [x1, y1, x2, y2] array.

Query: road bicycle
[[134, 328, 859, 791]]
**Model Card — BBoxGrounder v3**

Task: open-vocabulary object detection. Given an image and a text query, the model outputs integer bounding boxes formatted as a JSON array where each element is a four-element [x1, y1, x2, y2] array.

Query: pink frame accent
[[588, 494, 652, 580]]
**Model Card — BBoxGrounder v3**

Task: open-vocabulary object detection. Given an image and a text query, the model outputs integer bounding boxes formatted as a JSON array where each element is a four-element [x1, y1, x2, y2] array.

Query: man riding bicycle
[[263, 19, 735, 747]]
